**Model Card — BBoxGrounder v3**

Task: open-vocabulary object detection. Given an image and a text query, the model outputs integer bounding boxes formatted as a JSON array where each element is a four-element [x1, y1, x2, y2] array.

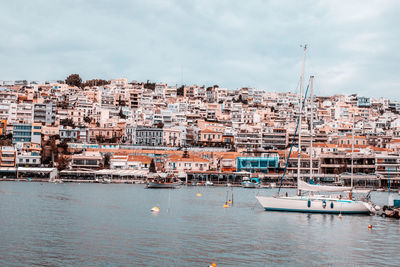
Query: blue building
[[12, 123, 42, 145], [237, 156, 279, 173]]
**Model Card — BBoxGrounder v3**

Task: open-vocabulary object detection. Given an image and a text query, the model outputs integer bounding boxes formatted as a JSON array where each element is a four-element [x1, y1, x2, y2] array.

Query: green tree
[[65, 74, 82, 87], [149, 159, 157, 173], [103, 153, 111, 169], [82, 79, 110, 87]]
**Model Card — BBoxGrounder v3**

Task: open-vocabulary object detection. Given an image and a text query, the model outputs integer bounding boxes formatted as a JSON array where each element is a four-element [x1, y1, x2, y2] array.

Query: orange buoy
[[338, 214, 342, 219], [151, 206, 160, 213], [210, 262, 217, 267], [368, 224, 372, 229]]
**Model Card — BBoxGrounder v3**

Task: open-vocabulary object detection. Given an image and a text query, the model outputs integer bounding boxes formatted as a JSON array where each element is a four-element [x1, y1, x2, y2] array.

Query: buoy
[[151, 206, 160, 213], [368, 224, 372, 229], [338, 214, 342, 219], [223, 204, 229, 208], [227, 200, 232, 204], [197, 193, 202, 197], [209, 262, 217, 267]]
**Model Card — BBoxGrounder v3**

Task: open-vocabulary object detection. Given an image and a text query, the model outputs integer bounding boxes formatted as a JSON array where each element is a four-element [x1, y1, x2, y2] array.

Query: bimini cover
[[298, 179, 352, 192]]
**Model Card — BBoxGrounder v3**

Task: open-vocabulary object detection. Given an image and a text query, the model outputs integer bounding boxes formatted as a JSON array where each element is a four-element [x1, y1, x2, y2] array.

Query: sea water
[[0, 182, 399, 266]]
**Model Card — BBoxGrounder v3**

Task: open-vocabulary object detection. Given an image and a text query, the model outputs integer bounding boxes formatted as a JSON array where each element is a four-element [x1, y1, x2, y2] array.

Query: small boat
[[102, 178, 111, 184], [205, 181, 214, 186], [146, 175, 181, 189], [242, 177, 261, 188]]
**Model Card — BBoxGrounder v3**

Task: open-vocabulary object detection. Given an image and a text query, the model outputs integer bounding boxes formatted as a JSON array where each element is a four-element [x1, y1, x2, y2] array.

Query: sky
[[1, 0, 399, 99]]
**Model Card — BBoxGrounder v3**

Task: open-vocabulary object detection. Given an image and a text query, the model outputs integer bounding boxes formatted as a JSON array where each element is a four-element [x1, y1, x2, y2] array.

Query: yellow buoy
[[151, 206, 160, 213], [197, 193, 202, 197], [227, 200, 232, 204], [368, 224, 372, 229], [223, 204, 229, 208]]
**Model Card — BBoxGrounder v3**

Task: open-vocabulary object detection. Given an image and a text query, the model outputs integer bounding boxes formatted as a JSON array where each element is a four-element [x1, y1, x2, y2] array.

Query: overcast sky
[[1, 0, 399, 99]]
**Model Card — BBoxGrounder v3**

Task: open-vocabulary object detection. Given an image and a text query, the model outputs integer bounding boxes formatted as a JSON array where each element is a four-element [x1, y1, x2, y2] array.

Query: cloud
[[0, 0, 399, 99]]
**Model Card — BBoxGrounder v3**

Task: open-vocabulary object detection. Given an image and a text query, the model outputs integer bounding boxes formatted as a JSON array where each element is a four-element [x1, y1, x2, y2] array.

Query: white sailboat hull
[[256, 196, 371, 214]]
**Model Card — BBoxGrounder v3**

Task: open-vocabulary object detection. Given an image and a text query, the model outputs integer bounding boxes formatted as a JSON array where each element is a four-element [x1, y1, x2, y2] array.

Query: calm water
[[0, 182, 400, 266]]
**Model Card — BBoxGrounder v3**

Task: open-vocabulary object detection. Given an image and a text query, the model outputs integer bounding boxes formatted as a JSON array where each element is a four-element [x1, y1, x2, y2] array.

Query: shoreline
[[1, 179, 397, 191]]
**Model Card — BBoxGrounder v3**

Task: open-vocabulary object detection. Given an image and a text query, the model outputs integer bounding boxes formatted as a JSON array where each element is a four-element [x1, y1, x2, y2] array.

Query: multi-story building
[[16, 151, 41, 167], [319, 153, 375, 174], [12, 123, 42, 145], [0, 146, 16, 167], [262, 128, 288, 149], [135, 127, 163, 146], [33, 102, 56, 125]]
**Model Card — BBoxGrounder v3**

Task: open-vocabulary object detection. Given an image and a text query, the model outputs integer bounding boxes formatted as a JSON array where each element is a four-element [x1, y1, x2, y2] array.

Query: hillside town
[[1, 75, 400, 188]]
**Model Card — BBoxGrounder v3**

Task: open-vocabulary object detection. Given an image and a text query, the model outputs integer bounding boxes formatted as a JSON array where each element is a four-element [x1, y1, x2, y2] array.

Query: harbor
[[0, 181, 399, 266]]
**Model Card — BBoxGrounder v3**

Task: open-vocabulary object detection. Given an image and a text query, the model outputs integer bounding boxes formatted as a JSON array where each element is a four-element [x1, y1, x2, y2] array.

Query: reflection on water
[[0, 182, 400, 266]]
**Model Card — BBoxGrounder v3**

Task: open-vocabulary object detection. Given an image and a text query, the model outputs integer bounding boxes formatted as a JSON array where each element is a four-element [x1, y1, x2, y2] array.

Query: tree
[[118, 109, 127, 119], [155, 122, 164, 128], [60, 118, 75, 127], [83, 116, 92, 123], [149, 159, 157, 173], [177, 85, 184, 96], [103, 153, 111, 169], [82, 79, 110, 87], [56, 155, 70, 171], [65, 74, 82, 88]]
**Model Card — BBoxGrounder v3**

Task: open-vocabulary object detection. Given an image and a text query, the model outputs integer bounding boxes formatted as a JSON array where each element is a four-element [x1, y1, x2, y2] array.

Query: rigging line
[[277, 82, 310, 195]]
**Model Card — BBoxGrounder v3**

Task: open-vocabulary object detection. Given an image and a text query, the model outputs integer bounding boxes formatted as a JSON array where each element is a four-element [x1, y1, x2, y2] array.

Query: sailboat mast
[[309, 76, 314, 181], [297, 45, 307, 195], [351, 112, 355, 189]]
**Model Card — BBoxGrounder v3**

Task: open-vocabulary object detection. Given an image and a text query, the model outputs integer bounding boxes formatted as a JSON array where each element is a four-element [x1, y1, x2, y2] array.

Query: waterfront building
[[165, 154, 209, 173], [70, 151, 102, 169], [319, 153, 375, 174], [16, 151, 41, 167], [236, 156, 279, 173]]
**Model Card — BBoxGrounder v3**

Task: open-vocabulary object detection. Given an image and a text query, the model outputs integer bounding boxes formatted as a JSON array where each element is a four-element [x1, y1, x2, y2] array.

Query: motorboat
[[146, 175, 181, 189], [242, 177, 261, 188]]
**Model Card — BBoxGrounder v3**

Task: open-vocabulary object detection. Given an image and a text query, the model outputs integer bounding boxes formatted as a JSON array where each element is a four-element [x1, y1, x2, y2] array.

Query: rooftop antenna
[[180, 64, 183, 86]]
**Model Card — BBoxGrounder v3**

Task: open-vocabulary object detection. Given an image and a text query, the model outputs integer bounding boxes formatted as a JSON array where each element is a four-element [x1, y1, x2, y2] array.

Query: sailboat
[[256, 45, 373, 214]]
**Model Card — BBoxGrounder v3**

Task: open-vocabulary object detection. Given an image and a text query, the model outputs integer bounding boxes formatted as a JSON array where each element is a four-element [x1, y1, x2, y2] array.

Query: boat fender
[[330, 202, 334, 209], [322, 200, 327, 209], [307, 199, 311, 208]]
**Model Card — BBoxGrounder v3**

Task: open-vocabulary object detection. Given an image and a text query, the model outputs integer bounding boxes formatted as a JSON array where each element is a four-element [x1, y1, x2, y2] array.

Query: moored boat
[[256, 195, 371, 214], [146, 175, 181, 189], [242, 177, 261, 188], [256, 45, 374, 215]]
